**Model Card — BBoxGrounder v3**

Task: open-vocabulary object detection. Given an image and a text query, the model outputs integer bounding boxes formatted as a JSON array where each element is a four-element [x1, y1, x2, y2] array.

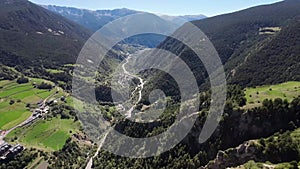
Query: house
[[61, 96, 66, 101], [33, 112, 38, 116], [37, 100, 43, 106], [46, 100, 54, 105], [44, 106, 50, 112], [6, 144, 24, 158], [35, 109, 42, 114], [0, 143, 11, 156]]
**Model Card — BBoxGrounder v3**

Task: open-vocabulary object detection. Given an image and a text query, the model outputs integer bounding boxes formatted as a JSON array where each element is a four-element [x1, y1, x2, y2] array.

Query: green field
[[0, 79, 78, 152], [237, 160, 299, 169], [6, 117, 80, 151], [0, 79, 56, 130], [66, 96, 85, 112], [0, 102, 31, 130], [244, 81, 300, 108], [46, 69, 64, 74]]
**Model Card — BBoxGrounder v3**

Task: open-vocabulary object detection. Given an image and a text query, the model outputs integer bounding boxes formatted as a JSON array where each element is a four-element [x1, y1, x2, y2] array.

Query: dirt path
[[85, 128, 112, 169], [35, 161, 49, 169]]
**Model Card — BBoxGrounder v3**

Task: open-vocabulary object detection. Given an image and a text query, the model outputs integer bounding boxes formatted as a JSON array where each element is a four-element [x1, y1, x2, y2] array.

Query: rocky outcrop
[[200, 140, 261, 169]]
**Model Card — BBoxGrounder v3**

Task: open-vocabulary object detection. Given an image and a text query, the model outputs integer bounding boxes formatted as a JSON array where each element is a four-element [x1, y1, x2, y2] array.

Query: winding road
[[85, 129, 111, 169]]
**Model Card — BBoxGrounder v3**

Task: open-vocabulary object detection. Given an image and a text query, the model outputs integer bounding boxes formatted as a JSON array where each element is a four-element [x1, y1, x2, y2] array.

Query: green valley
[[0, 0, 300, 168]]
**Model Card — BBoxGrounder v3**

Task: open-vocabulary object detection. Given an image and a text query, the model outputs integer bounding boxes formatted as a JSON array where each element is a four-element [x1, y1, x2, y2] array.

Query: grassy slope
[[46, 69, 64, 74], [6, 117, 80, 151], [0, 79, 80, 152], [0, 102, 31, 130], [232, 160, 299, 169], [0, 79, 55, 130], [244, 81, 300, 108]]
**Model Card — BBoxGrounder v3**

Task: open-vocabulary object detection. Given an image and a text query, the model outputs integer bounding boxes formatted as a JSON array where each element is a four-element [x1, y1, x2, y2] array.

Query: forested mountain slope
[[0, 0, 91, 69], [148, 0, 300, 95], [230, 19, 300, 86]]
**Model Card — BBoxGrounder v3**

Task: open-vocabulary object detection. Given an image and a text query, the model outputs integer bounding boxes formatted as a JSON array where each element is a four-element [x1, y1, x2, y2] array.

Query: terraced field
[[244, 81, 300, 109], [0, 79, 56, 130], [0, 102, 31, 130], [0, 79, 81, 152]]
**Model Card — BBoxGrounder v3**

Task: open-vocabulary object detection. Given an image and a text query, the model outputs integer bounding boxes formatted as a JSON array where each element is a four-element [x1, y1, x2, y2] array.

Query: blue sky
[[29, 0, 282, 16]]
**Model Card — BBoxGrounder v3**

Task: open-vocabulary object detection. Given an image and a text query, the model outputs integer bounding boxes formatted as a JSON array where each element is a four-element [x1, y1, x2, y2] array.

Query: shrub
[[37, 82, 53, 90], [16, 77, 29, 84], [9, 100, 15, 105]]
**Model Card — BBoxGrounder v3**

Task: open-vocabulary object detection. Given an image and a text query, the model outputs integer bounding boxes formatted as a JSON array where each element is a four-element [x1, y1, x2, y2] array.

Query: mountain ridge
[[43, 5, 207, 31], [0, 0, 92, 79], [149, 0, 300, 94]]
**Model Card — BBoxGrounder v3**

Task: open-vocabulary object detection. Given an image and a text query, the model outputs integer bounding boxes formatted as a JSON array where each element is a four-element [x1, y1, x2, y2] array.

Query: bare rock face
[[200, 140, 260, 169]]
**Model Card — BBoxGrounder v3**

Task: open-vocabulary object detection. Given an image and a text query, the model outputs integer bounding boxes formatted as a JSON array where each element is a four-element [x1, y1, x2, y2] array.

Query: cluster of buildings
[[32, 105, 49, 117], [0, 142, 24, 160], [0, 101, 52, 161], [23, 105, 50, 126]]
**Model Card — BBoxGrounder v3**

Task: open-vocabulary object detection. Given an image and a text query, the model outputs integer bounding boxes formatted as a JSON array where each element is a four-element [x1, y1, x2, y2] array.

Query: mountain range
[[42, 5, 206, 47], [0, 0, 300, 168], [159, 14, 207, 25], [43, 5, 206, 32]]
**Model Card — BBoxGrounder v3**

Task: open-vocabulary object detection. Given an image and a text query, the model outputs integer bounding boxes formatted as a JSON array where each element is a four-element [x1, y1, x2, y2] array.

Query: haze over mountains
[[43, 5, 207, 32], [42, 5, 207, 47], [0, 0, 300, 168], [159, 14, 207, 25]]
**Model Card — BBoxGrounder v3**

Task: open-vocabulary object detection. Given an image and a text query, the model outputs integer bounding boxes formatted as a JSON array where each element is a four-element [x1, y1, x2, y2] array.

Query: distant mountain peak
[[159, 14, 207, 25], [285, 0, 300, 2], [42, 5, 141, 31]]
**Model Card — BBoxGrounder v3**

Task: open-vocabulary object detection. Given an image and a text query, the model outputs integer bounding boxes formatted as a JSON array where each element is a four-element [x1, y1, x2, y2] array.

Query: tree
[[9, 100, 15, 105], [16, 77, 29, 84], [37, 82, 53, 90]]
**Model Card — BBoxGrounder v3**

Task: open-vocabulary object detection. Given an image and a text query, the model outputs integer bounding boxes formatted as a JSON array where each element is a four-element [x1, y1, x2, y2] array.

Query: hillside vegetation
[[231, 19, 300, 86], [150, 0, 300, 96], [0, 0, 91, 69]]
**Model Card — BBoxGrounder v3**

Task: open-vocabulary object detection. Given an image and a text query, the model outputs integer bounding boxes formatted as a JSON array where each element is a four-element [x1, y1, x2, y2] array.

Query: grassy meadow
[[6, 117, 80, 151], [244, 81, 300, 108]]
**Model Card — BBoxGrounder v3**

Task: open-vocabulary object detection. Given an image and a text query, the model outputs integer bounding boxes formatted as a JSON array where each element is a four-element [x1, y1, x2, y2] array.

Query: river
[[85, 52, 145, 169]]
